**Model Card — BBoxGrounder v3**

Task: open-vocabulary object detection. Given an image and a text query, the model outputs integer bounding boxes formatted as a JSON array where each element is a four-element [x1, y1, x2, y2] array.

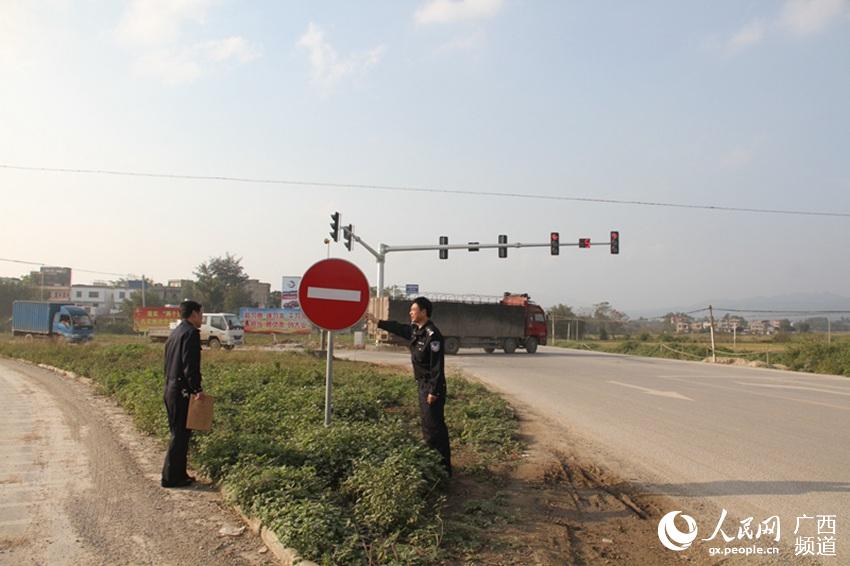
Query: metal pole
[[551, 314, 555, 343], [733, 325, 737, 348], [708, 305, 717, 363], [324, 330, 334, 426], [141, 275, 147, 308], [377, 259, 385, 302]]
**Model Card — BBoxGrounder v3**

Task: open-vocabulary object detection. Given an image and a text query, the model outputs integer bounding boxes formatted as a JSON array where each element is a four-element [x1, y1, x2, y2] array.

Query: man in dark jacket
[[161, 300, 205, 488], [369, 297, 452, 476]]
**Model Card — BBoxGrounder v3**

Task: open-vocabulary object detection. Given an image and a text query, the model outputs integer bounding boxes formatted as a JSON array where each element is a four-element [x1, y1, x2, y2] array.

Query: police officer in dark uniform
[[161, 300, 205, 488], [370, 297, 452, 476]]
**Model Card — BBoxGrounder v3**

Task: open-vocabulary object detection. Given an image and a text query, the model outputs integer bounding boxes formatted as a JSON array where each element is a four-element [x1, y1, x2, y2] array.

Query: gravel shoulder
[[0, 358, 275, 566]]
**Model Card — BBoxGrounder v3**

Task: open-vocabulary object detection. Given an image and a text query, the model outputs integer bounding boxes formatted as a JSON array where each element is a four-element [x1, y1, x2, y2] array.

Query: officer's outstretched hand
[[427, 394, 438, 405], [365, 312, 378, 324]]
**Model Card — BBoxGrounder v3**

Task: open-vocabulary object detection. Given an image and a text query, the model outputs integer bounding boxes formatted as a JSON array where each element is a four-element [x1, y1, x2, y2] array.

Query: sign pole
[[298, 258, 370, 428], [324, 330, 334, 426]]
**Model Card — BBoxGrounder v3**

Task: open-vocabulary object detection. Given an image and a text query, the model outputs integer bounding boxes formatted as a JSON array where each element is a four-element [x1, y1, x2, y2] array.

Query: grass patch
[[0, 336, 520, 564], [552, 335, 850, 376]]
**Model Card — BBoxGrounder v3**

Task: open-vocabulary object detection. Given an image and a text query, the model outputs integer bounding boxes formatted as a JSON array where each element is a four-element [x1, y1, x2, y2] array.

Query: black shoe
[[161, 477, 195, 488]]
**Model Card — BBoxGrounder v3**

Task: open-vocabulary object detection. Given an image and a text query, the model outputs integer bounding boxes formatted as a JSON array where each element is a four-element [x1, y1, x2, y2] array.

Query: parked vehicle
[[171, 313, 245, 350], [370, 293, 547, 354], [12, 301, 94, 343], [200, 313, 243, 349]]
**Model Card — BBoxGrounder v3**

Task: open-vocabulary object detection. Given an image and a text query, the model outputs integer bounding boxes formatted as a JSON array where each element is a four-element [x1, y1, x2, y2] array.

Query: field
[[0, 335, 521, 565], [551, 332, 850, 376]]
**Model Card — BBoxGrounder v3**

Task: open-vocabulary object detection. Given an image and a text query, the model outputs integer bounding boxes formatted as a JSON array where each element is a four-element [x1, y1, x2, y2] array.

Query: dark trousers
[[161, 387, 192, 483], [418, 382, 452, 476]]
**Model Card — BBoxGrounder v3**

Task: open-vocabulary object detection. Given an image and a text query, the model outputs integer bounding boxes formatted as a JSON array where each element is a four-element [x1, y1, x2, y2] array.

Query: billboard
[[239, 307, 311, 335], [281, 276, 300, 309], [134, 307, 181, 332], [239, 277, 312, 334]]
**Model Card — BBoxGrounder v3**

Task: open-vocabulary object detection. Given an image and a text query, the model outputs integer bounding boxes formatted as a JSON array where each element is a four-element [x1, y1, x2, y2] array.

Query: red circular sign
[[298, 258, 370, 331]]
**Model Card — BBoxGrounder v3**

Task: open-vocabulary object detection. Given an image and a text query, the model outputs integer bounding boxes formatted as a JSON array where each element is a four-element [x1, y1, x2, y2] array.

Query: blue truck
[[12, 301, 94, 343]]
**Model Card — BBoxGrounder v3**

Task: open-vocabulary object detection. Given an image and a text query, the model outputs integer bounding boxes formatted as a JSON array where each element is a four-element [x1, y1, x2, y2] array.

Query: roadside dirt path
[[0, 358, 275, 566]]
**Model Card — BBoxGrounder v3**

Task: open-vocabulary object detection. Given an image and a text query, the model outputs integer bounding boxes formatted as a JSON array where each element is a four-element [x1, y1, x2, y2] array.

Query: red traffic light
[[579, 238, 591, 248]]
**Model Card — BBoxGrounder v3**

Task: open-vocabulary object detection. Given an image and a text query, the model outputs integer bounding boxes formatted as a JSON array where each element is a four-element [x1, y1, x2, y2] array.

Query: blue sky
[[1, 0, 849, 313]]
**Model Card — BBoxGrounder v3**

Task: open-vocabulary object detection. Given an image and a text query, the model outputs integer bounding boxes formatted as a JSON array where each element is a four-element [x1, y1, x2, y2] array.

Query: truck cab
[[200, 313, 244, 350], [52, 306, 94, 343], [501, 293, 548, 351]]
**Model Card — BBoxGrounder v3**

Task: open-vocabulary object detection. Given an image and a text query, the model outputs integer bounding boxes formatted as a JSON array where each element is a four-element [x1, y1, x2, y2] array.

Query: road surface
[[0, 359, 273, 566], [340, 345, 850, 560]]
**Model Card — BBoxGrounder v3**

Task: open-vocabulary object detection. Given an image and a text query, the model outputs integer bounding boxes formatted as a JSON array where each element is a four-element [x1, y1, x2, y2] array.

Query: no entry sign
[[298, 258, 370, 331]]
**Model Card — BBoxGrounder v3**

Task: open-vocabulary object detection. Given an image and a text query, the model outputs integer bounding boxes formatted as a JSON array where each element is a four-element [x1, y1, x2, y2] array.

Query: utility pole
[[708, 305, 717, 363], [141, 275, 147, 308]]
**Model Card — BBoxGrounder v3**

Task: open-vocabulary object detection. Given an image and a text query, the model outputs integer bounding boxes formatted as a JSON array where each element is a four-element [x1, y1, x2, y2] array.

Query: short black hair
[[180, 300, 202, 319], [412, 296, 432, 318]]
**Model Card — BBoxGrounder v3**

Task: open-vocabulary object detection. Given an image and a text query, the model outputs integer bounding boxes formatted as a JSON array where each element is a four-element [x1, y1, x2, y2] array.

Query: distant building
[[717, 317, 745, 333], [748, 320, 776, 335], [147, 283, 184, 305], [244, 279, 271, 308], [71, 284, 131, 317], [29, 266, 72, 302]]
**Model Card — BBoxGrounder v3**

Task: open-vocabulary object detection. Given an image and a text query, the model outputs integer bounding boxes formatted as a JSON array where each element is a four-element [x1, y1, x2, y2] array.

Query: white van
[[200, 313, 244, 350]]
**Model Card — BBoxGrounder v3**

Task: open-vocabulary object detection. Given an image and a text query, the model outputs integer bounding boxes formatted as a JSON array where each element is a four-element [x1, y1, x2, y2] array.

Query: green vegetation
[[0, 338, 520, 564], [552, 333, 850, 377]]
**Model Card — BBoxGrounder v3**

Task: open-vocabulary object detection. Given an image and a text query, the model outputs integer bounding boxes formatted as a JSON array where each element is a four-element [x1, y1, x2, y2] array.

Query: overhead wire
[[2, 163, 849, 218]]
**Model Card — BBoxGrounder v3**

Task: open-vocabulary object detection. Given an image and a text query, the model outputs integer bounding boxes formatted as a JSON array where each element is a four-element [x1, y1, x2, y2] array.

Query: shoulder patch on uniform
[[430, 341, 441, 352]]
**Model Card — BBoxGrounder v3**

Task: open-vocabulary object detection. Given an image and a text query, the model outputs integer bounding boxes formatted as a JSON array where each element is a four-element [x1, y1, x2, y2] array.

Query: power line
[[713, 307, 850, 315], [0, 257, 135, 278], [2, 163, 848, 218]]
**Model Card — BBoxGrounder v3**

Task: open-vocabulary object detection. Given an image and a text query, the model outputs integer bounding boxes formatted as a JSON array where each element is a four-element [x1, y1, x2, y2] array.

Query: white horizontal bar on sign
[[307, 287, 361, 302]]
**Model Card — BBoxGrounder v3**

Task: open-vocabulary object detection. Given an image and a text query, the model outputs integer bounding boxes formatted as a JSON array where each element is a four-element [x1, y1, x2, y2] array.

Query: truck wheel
[[208, 337, 222, 350], [483, 347, 495, 354], [444, 337, 460, 355], [224, 345, 234, 351], [503, 338, 517, 354], [525, 337, 539, 354]]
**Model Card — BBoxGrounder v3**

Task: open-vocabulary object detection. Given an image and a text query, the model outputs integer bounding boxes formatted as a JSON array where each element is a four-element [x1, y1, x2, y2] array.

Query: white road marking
[[735, 382, 850, 397], [306, 287, 361, 302], [607, 381, 694, 401]]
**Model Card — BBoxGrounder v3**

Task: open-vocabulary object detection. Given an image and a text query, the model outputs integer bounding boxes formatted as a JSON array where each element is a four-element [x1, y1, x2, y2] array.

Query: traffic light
[[610, 231, 619, 254], [439, 236, 448, 260], [498, 234, 508, 258], [344, 224, 353, 251], [579, 238, 591, 249], [468, 242, 480, 252], [329, 212, 340, 242], [550, 232, 559, 255]]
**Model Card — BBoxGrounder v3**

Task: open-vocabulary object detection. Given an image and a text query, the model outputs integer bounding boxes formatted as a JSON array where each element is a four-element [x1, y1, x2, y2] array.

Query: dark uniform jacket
[[378, 319, 446, 395], [164, 320, 203, 394]]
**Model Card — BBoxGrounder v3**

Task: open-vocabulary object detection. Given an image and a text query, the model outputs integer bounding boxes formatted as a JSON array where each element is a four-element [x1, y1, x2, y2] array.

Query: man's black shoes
[[161, 476, 195, 488]]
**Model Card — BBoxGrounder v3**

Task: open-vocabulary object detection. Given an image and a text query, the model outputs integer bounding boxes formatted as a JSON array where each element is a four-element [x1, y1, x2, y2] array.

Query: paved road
[[340, 346, 850, 560], [0, 359, 273, 566]]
